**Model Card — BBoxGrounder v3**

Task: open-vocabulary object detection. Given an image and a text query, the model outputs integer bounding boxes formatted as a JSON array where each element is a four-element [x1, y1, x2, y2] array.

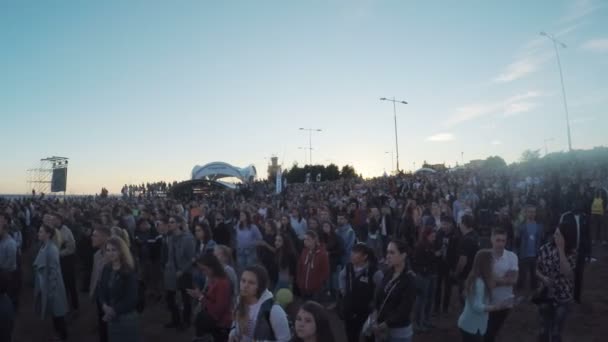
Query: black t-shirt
[[458, 230, 480, 280]]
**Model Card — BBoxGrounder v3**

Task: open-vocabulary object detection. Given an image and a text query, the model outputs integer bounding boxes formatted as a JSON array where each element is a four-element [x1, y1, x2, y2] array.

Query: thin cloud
[[560, 0, 605, 24], [448, 91, 543, 125], [491, 140, 502, 145], [426, 133, 454, 142], [582, 38, 608, 52], [504, 102, 539, 117], [493, 53, 551, 83]]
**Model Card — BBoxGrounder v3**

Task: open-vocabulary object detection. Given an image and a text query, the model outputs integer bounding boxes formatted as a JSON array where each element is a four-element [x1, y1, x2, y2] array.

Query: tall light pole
[[385, 151, 394, 174], [299, 128, 322, 165], [380, 97, 408, 173], [541, 31, 573, 152], [298, 147, 309, 165]]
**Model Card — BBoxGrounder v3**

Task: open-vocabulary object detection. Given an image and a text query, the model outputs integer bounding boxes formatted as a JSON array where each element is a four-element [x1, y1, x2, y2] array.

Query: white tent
[[191, 162, 257, 183]]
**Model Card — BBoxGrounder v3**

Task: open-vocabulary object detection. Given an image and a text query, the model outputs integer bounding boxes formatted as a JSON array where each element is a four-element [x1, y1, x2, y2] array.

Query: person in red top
[[188, 252, 233, 342], [297, 230, 330, 301]]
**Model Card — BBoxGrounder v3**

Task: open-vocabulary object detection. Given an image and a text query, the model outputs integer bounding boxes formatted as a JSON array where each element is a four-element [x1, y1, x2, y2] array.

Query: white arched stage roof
[[191, 162, 257, 183]]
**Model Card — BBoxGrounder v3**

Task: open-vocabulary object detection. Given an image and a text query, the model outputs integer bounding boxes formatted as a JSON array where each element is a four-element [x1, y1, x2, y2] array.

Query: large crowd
[[1, 163, 607, 342]]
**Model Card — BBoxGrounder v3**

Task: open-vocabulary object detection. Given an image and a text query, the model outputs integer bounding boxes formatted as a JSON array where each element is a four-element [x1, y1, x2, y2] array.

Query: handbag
[[531, 285, 550, 305], [362, 277, 400, 337]]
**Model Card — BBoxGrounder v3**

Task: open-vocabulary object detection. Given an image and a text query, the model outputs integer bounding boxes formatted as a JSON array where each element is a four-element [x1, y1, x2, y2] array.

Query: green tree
[[340, 165, 357, 179], [484, 156, 507, 169]]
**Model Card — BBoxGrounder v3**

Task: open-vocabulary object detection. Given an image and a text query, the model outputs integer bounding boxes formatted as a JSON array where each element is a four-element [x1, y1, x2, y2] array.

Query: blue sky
[[1, 0, 607, 194]]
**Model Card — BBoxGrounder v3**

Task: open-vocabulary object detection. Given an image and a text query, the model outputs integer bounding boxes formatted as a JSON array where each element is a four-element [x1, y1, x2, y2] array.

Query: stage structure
[[27, 156, 69, 194], [191, 162, 257, 184]]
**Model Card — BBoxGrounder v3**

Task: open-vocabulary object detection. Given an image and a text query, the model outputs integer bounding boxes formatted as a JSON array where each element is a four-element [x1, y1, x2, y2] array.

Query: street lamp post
[[541, 31, 573, 152], [380, 97, 408, 173], [385, 151, 394, 174], [298, 147, 310, 165], [299, 128, 322, 165]]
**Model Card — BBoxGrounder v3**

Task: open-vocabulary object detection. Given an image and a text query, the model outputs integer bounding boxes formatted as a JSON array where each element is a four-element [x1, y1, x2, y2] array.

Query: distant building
[[267, 156, 281, 179]]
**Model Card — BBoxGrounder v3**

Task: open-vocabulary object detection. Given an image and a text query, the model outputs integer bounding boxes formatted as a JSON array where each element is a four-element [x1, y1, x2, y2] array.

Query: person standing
[[590, 189, 606, 245], [235, 211, 262, 271], [412, 226, 440, 333], [559, 197, 591, 304], [516, 205, 543, 293], [434, 215, 459, 315], [164, 215, 196, 330], [457, 249, 510, 342], [339, 243, 382, 342], [296, 231, 329, 301], [536, 224, 577, 342], [0, 272, 15, 342], [90, 226, 112, 342], [52, 213, 79, 314], [455, 215, 480, 305], [0, 213, 18, 310], [97, 236, 140, 342], [33, 224, 69, 341], [485, 228, 518, 342], [229, 265, 291, 341], [292, 301, 335, 342], [368, 240, 417, 342]]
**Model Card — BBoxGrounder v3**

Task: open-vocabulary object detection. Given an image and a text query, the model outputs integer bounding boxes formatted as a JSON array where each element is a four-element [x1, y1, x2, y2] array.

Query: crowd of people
[[0, 162, 607, 342]]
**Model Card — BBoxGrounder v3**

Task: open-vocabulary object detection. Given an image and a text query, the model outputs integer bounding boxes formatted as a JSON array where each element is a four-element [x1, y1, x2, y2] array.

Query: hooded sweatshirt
[[229, 289, 291, 341], [296, 245, 329, 295]]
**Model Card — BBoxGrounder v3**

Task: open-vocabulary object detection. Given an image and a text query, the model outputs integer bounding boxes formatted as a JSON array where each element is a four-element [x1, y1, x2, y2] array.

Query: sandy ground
[[13, 246, 608, 342]]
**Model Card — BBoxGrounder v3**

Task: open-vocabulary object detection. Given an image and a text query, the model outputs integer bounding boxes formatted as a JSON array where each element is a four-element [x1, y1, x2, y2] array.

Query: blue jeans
[[236, 247, 257, 273], [414, 274, 436, 328], [538, 302, 571, 342]]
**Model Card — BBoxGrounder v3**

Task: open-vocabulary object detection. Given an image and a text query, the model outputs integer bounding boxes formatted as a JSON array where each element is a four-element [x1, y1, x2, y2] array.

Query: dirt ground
[[13, 247, 608, 342]]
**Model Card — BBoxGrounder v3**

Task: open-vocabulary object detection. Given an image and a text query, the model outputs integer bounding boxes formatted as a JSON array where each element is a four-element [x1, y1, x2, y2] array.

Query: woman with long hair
[[235, 211, 262, 271], [257, 219, 279, 287], [189, 252, 233, 342], [296, 231, 329, 301], [229, 265, 291, 342], [213, 245, 239, 301], [290, 208, 308, 241], [280, 215, 302, 253], [457, 249, 510, 342], [292, 301, 335, 342], [412, 226, 440, 332], [368, 239, 416, 342], [33, 224, 69, 341], [319, 221, 343, 298], [193, 222, 216, 289], [194, 222, 217, 256], [536, 223, 578, 342], [97, 236, 140, 342], [274, 233, 298, 291]]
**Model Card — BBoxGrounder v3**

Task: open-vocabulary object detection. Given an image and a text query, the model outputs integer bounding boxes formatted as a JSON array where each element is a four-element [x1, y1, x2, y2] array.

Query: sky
[[1, 0, 607, 195]]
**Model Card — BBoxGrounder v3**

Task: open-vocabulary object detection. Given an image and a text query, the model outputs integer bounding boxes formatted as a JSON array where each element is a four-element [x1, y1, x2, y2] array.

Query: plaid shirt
[[537, 243, 577, 304]]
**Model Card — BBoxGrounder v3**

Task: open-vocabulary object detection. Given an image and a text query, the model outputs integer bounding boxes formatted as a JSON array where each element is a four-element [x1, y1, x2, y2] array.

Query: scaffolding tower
[[26, 156, 69, 195]]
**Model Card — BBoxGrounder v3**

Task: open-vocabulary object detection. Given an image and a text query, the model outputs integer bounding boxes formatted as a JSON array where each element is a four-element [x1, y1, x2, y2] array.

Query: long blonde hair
[[111, 226, 131, 248], [106, 236, 135, 272], [465, 249, 494, 301]]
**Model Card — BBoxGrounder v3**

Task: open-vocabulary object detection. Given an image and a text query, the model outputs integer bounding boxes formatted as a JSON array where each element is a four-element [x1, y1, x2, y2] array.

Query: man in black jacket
[[434, 215, 459, 315], [559, 196, 591, 304]]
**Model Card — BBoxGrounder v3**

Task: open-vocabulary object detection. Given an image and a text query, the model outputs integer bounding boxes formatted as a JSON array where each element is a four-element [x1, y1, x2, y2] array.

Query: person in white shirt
[[486, 227, 519, 342]]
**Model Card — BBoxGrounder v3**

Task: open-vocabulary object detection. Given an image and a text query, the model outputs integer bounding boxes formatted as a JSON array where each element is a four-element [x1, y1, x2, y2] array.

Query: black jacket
[[374, 269, 416, 328], [97, 265, 138, 317], [559, 211, 591, 259]]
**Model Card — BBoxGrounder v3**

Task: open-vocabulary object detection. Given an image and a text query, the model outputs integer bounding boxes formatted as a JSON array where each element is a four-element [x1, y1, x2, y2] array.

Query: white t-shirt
[[491, 250, 518, 304]]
